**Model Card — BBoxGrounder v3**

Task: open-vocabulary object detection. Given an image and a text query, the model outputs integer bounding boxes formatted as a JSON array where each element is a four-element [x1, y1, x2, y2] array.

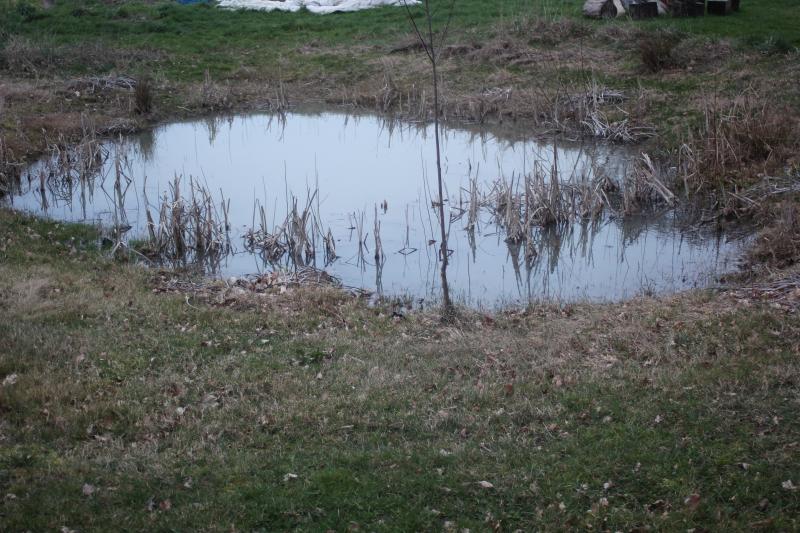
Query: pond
[[215, 0, 415, 14], [6, 110, 746, 308]]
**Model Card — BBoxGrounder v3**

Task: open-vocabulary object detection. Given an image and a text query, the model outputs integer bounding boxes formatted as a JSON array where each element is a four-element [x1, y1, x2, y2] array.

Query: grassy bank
[[1, 209, 799, 530], [2, 0, 799, 155]]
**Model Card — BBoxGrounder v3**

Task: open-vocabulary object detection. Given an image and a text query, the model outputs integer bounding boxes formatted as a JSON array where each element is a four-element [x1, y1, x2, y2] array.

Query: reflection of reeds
[[398, 204, 418, 256], [373, 204, 384, 264], [324, 229, 337, 266], [353, 210, 368, 270], [0, 137, 22, 195]]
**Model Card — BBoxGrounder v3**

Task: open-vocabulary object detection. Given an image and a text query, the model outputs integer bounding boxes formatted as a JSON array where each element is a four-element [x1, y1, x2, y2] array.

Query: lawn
[[2, 0, 798, 81]]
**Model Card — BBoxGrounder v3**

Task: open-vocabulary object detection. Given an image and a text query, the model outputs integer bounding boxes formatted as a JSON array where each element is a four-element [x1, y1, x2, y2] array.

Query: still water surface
[[7, 111, 745, 307]]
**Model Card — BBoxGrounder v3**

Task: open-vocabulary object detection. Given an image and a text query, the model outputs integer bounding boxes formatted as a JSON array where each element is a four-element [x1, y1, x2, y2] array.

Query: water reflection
[[5, 110, 745, 307]]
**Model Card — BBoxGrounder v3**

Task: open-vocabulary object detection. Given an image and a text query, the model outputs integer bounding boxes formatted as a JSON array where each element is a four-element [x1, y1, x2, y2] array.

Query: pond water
[[216, 0, 415, 14], [6, 110, 746, 308]]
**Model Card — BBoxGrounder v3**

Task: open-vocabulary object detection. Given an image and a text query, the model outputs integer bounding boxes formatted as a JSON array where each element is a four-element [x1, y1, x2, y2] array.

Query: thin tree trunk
[[402, 0, 455, 317], [424, 1, 453, 314]]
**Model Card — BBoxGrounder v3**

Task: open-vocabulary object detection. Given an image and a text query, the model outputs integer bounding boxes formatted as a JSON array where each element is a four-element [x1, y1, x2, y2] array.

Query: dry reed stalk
[[373, 204, 385, 263]]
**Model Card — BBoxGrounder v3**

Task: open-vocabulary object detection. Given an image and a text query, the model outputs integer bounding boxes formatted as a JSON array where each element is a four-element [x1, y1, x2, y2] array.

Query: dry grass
[[748, 198, 800, 268], [0, 34, 163, 77], [638, 30, 684, 73], [133, 77, 153, 115], [679, 93, 798, 210], [1, 209, 799, 530]]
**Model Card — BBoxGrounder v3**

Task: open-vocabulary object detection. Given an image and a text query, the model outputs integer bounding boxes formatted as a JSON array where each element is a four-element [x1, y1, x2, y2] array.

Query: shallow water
[[7, 110, 745, 307]]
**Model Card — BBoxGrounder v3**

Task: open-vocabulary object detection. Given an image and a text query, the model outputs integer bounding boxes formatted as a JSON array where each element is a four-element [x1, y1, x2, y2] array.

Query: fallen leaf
[[684, 493, 701, 510], [2, 373, 18, 387], [82, 483, 96, 497], [283, 473, 299, 482], [477, 481, 494, 489], [646, 499, 669, 513], [782, 480, 797, 491]]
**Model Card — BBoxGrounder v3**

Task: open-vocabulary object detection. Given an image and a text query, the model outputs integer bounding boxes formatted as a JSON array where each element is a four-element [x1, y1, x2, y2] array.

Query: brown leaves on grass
[[684, 493, 701, 511]]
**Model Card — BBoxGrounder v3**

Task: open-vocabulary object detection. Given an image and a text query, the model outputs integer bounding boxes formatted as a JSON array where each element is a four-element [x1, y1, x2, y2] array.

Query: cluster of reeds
[[244, 190, 335, 270], [40, 117, 109, 185], [484, 159, 605, 240], [679, 92, 797, 197], [0, 136, 22, 195], [143, 175, 231, 269], [619, 153, 676, 215], [16, 122, 110, 213], [450, 146, 680, 254]]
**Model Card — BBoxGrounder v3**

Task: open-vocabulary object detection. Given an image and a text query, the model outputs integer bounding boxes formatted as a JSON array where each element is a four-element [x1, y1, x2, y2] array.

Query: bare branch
[[402, 0, 434, 63]]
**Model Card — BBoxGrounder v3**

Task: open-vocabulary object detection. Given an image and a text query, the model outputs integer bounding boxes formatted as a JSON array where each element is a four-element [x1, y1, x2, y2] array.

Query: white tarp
[[216, 0, 418, 14]]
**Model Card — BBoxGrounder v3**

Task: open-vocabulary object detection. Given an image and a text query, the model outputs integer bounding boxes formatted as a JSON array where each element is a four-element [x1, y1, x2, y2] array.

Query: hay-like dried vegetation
[[637, 30, 684, 73]]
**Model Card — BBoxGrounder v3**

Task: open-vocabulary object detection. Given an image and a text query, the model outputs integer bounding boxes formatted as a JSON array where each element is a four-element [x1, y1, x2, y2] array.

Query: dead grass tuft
[[186, 70, 233, 111], [0, 35, 57, 75], [0, 35, 162, 77], [681, 95, 797, 200], [525, 17, 593, 45], [133, 77, 153, 115], [748, 198, 800, 268], [638, 30, 683, 73]]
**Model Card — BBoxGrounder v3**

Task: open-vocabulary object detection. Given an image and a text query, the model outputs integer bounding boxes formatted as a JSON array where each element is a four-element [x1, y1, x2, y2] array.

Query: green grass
[[1, 0, 548, 79], [1, 208, 799, 530], [644, 0, 800, 47], [2, 0, 798, 82]]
